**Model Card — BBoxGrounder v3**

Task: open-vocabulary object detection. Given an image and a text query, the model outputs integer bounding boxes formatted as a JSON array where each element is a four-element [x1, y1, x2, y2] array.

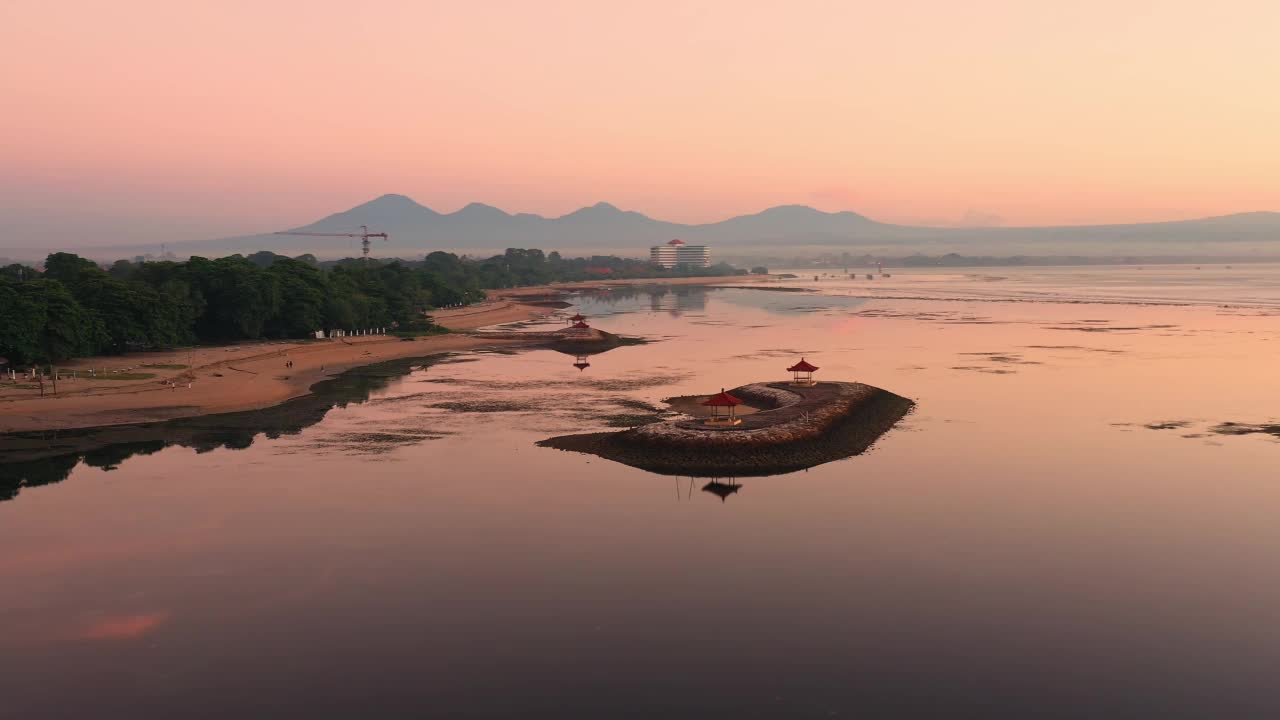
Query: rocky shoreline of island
[[537, 381, 915, 476]]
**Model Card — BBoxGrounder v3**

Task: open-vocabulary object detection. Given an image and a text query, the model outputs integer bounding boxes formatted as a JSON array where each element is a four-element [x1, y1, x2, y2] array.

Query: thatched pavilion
[[787, 358, 819, 386], [701, 389, 743, 426]]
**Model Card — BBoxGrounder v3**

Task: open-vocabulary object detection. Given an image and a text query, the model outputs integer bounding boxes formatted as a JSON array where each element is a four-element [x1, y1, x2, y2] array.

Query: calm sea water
[[4, 265, 1280, 718]]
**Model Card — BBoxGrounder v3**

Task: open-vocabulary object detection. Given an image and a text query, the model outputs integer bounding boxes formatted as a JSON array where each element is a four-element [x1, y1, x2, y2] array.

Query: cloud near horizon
[[77, 611, 172, 641]]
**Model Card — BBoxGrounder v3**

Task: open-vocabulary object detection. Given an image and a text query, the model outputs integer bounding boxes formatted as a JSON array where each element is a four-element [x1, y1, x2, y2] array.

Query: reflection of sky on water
[[6, 267, 1280, 717], [564, 286, 867, 320], [776, 262, 1280, 308]]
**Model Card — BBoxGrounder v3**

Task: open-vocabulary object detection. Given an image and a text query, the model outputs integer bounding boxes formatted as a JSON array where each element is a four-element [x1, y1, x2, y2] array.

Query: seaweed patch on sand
[[1144, 420, 1194, 431], [854, 308, 1007, 325], [949, 351, 1041, 374], [304, 428, 454, 455], [728, 348, 821, 360], [957, 352, 1042, 365], [950, 366, 1017, 375], [1126, 419, 1280, 443], [1023, 345, 1126, 354], [1044, 323, 1178, 333], [430, 400, 535, 413], [1208, 422, 1280, 439]]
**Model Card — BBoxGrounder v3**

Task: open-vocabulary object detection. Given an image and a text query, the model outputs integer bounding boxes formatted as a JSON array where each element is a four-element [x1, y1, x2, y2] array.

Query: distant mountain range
[[176, 194, 1280, 256], [14, 194, 1280, 260]]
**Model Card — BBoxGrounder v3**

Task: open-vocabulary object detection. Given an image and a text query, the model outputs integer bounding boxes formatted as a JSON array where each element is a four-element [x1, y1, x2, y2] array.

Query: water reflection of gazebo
[[674, 477, 742, 501], [550, 337, 621, 372], [701, 478, 741, 502]]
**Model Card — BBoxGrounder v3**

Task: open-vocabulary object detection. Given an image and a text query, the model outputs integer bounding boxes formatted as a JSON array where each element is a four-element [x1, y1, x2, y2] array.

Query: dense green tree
[[1, 263, 35, 281], [265, 258, 328, 337], [42, 252, 101, 287], [247, 250, 290, 268], [0, 279, 41, 364], [107, 259, 138, 279], [187, 256, 281, 339], [1, 276, 100, 364]]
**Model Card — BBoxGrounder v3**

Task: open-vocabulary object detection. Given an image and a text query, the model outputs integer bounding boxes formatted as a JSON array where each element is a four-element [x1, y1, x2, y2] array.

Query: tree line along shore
[[0, 248, 747, 368]]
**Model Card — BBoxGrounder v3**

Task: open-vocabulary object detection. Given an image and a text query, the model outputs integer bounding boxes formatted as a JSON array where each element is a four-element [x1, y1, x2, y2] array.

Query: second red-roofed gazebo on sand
[[701, 389, 743, 426], [787, 358, 819, 386]]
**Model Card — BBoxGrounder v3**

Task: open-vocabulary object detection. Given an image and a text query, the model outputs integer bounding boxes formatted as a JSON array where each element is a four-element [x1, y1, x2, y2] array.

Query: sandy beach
[[0, 275, 767, 433]]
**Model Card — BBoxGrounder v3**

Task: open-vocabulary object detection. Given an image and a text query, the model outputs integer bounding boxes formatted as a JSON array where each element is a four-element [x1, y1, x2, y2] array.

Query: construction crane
[[273, 225, 389, 261]]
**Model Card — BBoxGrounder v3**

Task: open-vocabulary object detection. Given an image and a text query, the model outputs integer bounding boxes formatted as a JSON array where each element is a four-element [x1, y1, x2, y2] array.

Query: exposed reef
[[537, 381, 914, 477], [471, 327, 646, 356], [546, 330, 649, 355]]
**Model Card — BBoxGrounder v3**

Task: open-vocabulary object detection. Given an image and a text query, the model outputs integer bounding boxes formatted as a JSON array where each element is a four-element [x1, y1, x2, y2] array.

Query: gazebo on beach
[[569, 313, 587, 325], [787, 358, 819, 386], [701, 389, 743, 426]]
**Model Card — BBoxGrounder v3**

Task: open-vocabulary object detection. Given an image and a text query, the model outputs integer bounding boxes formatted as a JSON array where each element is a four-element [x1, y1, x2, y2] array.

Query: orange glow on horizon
[[2, 1, 1277, 244]]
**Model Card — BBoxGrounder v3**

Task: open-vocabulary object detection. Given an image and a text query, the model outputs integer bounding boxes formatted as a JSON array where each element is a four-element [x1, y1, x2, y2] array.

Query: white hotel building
[[649, 239, 710, 269]]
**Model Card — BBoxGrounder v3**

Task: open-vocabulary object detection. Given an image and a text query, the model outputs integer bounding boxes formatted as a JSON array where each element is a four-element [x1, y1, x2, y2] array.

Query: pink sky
[[3, 1, 1278, 245]]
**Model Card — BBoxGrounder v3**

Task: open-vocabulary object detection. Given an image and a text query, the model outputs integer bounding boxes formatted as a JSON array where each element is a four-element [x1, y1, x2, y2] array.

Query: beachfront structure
[[561, 319, 594, 339], [787, 358, 819, 386], [573, 354, 591, 371], [701, 389, 743, 426], [650, 239, 710, 269]]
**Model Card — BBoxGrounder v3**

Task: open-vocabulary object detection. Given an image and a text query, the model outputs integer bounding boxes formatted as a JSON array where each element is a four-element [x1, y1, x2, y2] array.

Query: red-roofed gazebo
[[570, 313, 586, 322], [787, 358, 819, 386], [701, 388, 743, 426]]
